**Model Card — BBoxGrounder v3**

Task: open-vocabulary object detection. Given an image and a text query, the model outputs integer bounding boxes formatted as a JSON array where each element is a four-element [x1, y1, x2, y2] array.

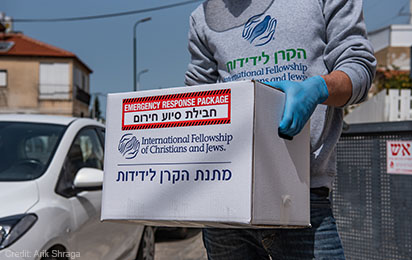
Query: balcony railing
[[38, 84, 91, 106], [75, 86, 91, 105]]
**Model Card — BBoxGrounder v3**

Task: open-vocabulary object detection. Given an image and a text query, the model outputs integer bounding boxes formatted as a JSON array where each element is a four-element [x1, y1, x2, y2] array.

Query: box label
[[387, 140, 412, 175], [103, 82, 256, 224], [122, 89, 231, 130], [116, 130, 235, 184]]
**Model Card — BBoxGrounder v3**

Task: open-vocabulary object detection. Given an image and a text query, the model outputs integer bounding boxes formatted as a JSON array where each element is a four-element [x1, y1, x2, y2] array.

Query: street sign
[[387, 140, 412, 175]]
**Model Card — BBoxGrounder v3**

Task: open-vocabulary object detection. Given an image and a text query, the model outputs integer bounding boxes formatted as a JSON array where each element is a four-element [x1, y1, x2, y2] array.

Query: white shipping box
[[101, 80, 310, 228]]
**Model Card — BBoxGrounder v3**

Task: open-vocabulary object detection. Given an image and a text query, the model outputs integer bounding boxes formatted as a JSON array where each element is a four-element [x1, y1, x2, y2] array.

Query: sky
[[2, 0, 411, 117]]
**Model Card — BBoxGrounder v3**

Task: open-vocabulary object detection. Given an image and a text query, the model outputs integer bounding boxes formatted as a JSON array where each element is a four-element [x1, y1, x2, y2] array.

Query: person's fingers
[[279, 100, 293, 135], [267, 81, 286, 92], [291, 116, 305, 137], [286, 114, 299, 137]]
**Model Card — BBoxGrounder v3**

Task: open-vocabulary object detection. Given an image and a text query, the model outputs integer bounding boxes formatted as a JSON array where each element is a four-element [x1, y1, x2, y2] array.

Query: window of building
[[0, 70, 7, 87], [82, 74, 86, 91], [74, 66, 89, 92], [39, 63, 70, 99], [74, 67, 81, 90]]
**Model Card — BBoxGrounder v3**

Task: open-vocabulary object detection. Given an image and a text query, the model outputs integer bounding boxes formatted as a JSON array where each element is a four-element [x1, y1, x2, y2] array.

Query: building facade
[[344, 23, 412, 124], [0, 32, 92, 117], [369, 24, 412, 71]]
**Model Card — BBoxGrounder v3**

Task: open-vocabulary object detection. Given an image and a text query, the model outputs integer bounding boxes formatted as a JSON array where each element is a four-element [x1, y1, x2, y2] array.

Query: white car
[[0, 114, 155, 260]]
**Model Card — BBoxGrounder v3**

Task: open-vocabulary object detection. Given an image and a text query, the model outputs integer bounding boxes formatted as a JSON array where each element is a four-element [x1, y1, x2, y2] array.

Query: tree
[[375, 65, 412, 92], [92, 96, 102, 120]]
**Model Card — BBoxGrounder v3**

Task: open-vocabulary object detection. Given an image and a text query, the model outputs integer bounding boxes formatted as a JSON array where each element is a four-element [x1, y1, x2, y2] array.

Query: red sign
[[122, 89, 231, 130], [387, 141, 412, 175]]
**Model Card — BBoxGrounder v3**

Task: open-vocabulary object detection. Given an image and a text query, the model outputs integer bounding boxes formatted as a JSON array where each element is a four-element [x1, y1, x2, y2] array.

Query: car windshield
[[0, 122, 66, 181]]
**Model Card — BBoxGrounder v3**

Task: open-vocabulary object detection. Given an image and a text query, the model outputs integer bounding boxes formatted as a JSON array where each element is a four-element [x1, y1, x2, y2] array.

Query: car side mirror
[[73, 167, 103, 191]]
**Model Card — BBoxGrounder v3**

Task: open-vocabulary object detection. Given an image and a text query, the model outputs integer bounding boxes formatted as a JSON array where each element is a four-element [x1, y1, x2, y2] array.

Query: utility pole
[[410, 0, 412, 79], [410, 0, 412, 24], [133, 17, 151, 92]]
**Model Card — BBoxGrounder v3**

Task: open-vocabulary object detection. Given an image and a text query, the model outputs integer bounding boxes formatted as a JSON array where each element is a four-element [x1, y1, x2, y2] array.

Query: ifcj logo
[[242, 14, 277, 47], [118, 133, 140, 159]]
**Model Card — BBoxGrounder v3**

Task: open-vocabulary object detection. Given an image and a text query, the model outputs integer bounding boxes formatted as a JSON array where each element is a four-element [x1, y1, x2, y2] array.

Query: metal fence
[[332, 121, 412, 260]]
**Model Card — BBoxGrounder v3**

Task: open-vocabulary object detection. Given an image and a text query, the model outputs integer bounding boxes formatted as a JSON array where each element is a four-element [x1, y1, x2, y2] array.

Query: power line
[[10, 0, 203, 23], [368, 0, 410, 30], [398, 0, 411, 16]]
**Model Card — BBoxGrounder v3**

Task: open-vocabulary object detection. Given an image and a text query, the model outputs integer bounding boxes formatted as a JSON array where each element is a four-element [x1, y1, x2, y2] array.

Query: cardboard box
[[101, 80, 310, 228]]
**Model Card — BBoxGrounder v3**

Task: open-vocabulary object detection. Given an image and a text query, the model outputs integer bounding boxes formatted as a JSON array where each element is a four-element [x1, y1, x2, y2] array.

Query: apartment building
[[0, 32, 92, 117]]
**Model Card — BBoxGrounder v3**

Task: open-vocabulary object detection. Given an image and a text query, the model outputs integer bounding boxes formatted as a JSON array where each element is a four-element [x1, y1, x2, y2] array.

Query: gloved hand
[[264, 76, 329, 137]]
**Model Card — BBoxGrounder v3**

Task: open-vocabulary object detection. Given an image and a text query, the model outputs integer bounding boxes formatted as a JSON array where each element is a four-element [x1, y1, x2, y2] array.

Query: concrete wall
[[369, 25, 412, 53], [0, 57, 39, 110], [73, 98, 89, 117], [375, 46, 411, 70]]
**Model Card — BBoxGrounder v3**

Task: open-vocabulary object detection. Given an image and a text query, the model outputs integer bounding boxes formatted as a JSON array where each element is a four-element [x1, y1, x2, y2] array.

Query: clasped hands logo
[[118, 133, 140, 159], [242, 13, 277, 46]]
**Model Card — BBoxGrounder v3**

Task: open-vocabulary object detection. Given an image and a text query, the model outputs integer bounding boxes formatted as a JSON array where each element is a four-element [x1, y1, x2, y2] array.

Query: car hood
[[0, 181, 39, 218]]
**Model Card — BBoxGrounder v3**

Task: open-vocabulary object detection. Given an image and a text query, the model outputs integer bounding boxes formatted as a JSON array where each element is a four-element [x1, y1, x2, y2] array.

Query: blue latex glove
[[265, 76, 329, 137]]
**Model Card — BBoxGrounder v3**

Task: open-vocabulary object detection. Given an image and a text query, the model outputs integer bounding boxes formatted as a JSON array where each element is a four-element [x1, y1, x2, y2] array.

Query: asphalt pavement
[[155, 229, 207, 260]]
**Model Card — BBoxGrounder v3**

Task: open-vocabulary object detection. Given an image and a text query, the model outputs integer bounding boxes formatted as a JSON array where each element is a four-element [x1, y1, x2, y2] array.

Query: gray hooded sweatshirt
[[185, 0, 376, 190]]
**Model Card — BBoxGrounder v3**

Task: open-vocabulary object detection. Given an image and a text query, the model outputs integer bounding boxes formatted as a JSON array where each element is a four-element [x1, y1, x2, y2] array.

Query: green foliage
[[92, 96, 101, 120], [375, 66, 412, 91]]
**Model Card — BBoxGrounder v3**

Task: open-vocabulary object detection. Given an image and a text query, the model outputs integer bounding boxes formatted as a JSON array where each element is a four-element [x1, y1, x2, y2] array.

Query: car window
[[97, 127, 105, 147], [0, 122, 66, 181], [25, 135, 60, 164], [56, 128, 104, 197]]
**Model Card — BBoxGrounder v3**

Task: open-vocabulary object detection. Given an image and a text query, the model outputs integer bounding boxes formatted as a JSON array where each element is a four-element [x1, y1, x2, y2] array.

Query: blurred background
[[1, 0, 412, 120]]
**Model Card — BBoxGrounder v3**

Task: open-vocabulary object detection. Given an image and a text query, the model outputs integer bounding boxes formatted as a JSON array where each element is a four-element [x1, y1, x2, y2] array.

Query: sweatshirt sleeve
[[184, 14, 219, 86], [322, 0, 377, 106]]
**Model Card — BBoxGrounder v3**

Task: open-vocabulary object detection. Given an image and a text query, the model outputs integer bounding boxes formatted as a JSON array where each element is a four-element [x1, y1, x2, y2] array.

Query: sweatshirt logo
[[242, 14, 277, 47]]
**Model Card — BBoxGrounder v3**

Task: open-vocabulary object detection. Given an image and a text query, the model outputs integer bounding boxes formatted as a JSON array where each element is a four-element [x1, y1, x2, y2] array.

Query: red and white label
[[387, 140, 412, 175], [122, 89, 231, 130]]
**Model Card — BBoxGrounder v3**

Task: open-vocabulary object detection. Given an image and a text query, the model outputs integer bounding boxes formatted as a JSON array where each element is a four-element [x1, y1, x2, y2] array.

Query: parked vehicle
[[0, 114, 154, 260]]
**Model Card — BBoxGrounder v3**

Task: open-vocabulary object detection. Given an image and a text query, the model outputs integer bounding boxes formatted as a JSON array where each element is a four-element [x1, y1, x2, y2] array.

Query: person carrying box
[[185, 0, 376, 259]]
